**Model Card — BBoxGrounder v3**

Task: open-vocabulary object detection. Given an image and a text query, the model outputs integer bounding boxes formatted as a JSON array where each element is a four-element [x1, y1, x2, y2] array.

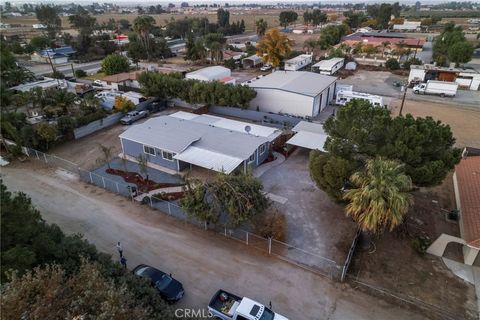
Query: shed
[[247, 71, 337, 117], [345, 62, 357, 71], [242, 55, 263, 68]]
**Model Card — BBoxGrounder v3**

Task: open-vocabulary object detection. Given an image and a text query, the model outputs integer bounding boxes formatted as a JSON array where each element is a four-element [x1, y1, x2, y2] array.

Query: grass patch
[[83, 72, 106, 81]]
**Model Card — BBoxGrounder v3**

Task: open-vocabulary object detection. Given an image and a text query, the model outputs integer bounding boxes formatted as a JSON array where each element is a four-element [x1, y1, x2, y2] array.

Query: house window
[[259, 144, 266, 155], [249, 153, 255, 163], [143, 145, 155, 156], [162, 150, 174, 161]]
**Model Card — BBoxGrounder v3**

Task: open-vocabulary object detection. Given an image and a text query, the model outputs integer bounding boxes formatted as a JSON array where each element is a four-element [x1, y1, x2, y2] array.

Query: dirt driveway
[[1, 161, 427, 320], [258, 148, 356, 265]]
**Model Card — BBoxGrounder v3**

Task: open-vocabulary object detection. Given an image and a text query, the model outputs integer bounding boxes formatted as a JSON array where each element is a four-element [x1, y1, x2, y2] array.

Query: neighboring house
[[393, 20, 422, 32], [119, 111, 281, 174], [100, 71, 143, 90], [246, 71, 337, 118], [167, 39, 186, 53], [409, 64, 480, 91], [10, 78, 67, 92], [284, 54, 313, 71], [312, 58, 345, 75], [341, 32, 424, 51], [428, 149, 480, 266], [31, 46, 76, 65], [185, 66, 235, 84], [95, 90, 145, 109], [242, 55, 263, 68]]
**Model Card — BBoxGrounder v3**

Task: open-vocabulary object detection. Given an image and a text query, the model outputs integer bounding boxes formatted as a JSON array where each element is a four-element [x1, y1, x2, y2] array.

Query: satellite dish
[[244, 125, 251, 134]]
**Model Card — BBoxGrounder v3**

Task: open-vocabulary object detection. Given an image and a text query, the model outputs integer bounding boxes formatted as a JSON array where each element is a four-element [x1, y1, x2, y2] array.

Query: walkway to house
[[253, 152, 285, 178]]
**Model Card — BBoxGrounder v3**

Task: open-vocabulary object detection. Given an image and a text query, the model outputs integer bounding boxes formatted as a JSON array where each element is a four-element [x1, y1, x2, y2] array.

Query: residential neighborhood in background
[[1, 1, 480, 320]]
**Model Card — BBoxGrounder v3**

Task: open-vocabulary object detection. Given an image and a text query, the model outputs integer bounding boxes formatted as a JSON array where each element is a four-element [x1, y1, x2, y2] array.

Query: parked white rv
[[413, 80, 458, 97], [335, 90, 385, 107]]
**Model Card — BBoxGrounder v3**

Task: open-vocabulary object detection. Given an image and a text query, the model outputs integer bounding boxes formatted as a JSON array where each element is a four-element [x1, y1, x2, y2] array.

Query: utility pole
[[47, 51, 60, 86], [399, 82, 407, 116], [70, 63, 75, 78]]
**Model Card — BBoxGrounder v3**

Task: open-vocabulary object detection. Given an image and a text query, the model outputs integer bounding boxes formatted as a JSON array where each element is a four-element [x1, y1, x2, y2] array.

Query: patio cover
[[286, 121, 328, 151], [174, 146, 243, 174]]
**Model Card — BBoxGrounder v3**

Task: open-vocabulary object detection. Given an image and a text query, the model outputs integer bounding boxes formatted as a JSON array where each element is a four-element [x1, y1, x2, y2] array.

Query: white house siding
[[249, 89, 315, 117]]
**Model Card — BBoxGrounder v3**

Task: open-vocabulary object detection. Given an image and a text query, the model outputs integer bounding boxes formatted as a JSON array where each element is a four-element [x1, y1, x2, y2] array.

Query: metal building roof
[[247, 71, 337, 97], [312, 58, 345, 70], [185, 66, 231, 81], [287, 121, 328, 151]]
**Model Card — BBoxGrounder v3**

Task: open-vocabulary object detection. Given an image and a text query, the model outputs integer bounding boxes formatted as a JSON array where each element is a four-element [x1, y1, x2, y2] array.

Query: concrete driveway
[[259, 148, 357, 265], [1, 161, 426, 320]]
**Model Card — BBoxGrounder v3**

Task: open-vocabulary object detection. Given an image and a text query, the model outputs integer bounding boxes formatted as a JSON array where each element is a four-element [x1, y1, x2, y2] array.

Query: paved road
[[1, 162, 427, 320], [26, 61, 102, 77]]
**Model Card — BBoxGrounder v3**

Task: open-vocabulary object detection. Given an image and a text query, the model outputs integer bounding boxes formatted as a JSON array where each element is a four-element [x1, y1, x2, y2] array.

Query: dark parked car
[[132, 264, 185, 302]]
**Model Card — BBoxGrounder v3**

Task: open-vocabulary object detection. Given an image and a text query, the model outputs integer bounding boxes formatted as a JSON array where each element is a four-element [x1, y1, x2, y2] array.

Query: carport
[[242, 55, 263, 68], [286, 121, 328, 151]]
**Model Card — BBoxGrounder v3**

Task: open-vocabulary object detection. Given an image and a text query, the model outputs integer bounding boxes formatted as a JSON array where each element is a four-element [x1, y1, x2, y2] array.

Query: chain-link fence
[[22, 146, 344, 280]]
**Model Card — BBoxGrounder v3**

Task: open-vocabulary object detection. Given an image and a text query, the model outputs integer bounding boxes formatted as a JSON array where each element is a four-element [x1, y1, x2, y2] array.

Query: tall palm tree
[[343, 158, 412, 236], [255, 18, 268, 37], [381, 41, 391, 58], [133, 15, 156, 60], [256, 29, 293, 68], [52, 89, 77, 115]]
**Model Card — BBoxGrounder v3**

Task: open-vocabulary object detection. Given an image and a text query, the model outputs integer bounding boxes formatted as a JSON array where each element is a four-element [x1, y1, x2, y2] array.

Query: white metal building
[[287, 121, 328, 151], [185, 66, 233, 83], [312, 58, 345, 75], [284, 54, 313, 71], [247, 71, 337, 117], [335, 90, 385, 107]]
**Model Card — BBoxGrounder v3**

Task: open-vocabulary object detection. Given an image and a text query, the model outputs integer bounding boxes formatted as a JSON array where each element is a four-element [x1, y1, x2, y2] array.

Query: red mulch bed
[[105, 168, 184, 193]]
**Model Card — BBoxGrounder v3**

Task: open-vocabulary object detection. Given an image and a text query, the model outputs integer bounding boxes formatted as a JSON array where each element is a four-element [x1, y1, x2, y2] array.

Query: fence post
[[246, 232, 249, 245], [224, 227, 227, 236], [35, 150, 39, 159], [116, 182, 119, 194], [149, 196, 153, 207], [167, 202, 171, 215], [101, 176, 106, 188], [204, 221, 208, 230], [268, 237, 272, 254], [43, 153, 48, 163], [89, 172, 93, 184]]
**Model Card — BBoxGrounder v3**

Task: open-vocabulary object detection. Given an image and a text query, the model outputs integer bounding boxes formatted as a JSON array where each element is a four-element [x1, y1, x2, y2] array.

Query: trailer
[[335, 90, 385, 107], [312, 58, 345, 75], [413, 80, 458, 97]]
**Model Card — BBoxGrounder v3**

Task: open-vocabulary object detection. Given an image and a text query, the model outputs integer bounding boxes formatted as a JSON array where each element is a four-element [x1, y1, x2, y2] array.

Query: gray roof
[[119, 113, 270, 159], [247, 71, 337, 97], [292, 121, 326, 134]]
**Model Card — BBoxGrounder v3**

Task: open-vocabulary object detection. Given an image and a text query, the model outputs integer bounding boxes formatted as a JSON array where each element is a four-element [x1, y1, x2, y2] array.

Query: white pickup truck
[[413, 80, 458, 97], [208, 290, 288, 320], [120, 110, 149, 125]]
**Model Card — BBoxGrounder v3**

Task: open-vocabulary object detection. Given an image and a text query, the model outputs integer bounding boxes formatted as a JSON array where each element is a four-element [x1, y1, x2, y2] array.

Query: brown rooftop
[[101, 70, 143, 83], [456, 156, 480, 248]]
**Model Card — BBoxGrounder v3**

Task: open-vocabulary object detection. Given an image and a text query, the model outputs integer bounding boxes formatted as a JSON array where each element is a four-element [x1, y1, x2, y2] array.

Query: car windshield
[[155, 274, 172, 290], [258, 307, 275, 320]]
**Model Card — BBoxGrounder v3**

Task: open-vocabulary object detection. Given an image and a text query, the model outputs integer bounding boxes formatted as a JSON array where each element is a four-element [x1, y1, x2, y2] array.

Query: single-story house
[[242, 55, 263, 68], [100, 71, 143, 90], [393, 20, 421, 32], [284, 54, 313, 71], [286, 121, 328, 151], [341, 32, 424, 51], [312, 58, 345, 75], [119, 111, 281, 174], [10, 77, 66, 92], [246, 71, 337, 118], [427, 149, 480, 265], [31, 46, 76, 65]]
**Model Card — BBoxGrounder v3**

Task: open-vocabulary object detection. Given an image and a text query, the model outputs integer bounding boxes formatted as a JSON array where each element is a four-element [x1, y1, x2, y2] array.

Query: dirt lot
[[350, 173, 478, 320], [1, 161, 428, 320], [390, 98, 480, 148]]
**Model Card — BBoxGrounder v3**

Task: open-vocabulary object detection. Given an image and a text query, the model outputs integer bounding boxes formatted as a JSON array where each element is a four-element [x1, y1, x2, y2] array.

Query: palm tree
[[343, 158, 412, 238], [255, 18, 268, 37], [208, 41, 224, 64], [381, 41, 391, 58], [98, 143, 114, 169], [133, 15, 156, 60], [256, 29, 293, 68]]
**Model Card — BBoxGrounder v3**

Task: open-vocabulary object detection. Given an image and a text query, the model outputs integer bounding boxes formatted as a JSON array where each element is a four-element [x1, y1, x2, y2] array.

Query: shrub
[[385, 58, 400, 70], [412, 236, 432, 256], [74, 69, 87, 78], [253, 208, 287, 241], [75, 111, 106, 127]]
